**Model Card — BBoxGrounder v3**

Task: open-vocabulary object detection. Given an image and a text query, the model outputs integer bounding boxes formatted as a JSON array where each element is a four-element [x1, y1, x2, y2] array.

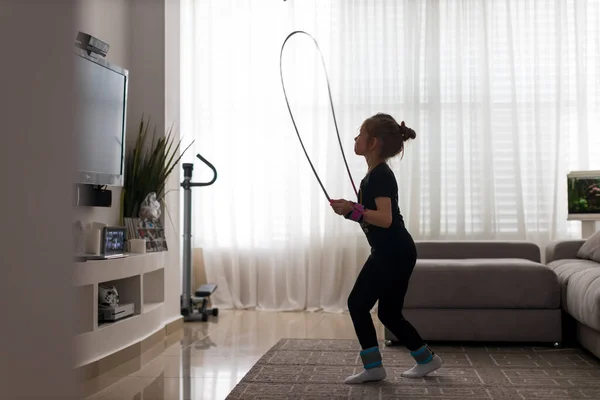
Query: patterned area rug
[[226, 339, 600, 399]]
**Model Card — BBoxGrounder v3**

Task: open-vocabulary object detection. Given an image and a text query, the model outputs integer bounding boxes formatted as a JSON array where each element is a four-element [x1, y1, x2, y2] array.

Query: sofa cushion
[[566, 267, 600, 331], [594, 247, 600, 262], [404, 259, 560, 309], [576, 230, 600, 263], [415, 241, 541, 262], [545, 240, 586, 263], [547, 259, 599, 310]]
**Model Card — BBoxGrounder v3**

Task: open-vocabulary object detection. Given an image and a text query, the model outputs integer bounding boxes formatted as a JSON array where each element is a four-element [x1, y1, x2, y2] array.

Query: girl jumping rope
[[330, 113, 443, 384]]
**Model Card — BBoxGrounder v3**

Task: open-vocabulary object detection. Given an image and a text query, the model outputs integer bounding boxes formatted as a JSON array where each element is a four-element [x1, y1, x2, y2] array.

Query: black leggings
[[348, 245, 425, 352]]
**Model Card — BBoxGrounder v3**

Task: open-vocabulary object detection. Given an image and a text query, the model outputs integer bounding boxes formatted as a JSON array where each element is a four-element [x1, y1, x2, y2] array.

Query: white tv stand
[[73, 252, 166, 368]]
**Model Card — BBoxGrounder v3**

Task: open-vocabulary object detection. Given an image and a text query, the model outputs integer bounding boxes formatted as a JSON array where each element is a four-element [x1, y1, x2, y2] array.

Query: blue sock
[[360, 346, 383, 369], [409, 345, 434, 364]]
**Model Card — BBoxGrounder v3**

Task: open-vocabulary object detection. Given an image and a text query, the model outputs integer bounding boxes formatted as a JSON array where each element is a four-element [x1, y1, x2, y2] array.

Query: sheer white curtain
[[180, 0, 600, 312]]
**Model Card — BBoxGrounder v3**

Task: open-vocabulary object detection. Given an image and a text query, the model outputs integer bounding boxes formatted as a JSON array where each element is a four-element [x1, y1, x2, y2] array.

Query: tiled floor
[[82, 310, 386, 400]]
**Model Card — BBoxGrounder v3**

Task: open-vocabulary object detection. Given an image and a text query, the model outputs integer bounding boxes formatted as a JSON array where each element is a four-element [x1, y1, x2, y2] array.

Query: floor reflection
[[82, 309, 384, 399]]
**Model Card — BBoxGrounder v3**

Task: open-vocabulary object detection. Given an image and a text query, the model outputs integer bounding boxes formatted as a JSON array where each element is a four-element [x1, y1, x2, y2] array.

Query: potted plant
[[120, 116, 193, 226]]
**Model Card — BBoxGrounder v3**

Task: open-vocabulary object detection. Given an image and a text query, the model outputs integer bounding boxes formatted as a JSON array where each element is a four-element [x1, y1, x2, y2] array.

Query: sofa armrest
[[415, 241, 541, 262], [545, 240, 586, 263]]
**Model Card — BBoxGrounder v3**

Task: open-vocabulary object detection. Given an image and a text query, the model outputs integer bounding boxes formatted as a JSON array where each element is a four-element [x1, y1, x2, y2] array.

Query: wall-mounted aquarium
[[567, 171, 600, 220]]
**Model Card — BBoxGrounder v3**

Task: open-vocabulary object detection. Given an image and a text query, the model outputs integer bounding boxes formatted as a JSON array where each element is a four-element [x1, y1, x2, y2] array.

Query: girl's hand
[[330, 199, 353, 216]]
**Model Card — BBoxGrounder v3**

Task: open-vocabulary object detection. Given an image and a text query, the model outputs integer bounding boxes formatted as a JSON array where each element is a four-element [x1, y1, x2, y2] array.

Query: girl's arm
[[362, 197, 392, 228], [330, 198, 392, 228]]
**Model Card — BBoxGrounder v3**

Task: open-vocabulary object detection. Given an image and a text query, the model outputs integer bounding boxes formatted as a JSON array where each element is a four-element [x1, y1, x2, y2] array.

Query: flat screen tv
[[567, 170, 600, 221], [73, 47, 128, 186]]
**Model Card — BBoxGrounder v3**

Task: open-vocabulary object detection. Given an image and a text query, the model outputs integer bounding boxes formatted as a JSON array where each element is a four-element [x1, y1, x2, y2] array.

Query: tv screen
[[567, 171, 600, 217], [74, 49, 128, 186]]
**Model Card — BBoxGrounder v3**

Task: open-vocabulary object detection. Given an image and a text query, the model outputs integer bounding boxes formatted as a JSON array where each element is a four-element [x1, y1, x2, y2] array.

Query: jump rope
[[279, 31, 358, 203]]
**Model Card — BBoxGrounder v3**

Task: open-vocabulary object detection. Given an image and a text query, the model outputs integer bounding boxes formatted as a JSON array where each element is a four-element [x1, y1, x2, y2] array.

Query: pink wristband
[[345, 202, 365, 222]]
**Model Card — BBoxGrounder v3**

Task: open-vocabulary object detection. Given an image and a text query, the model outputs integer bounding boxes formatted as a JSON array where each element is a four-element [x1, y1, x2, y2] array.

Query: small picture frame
[[101, 226, 127, 254]]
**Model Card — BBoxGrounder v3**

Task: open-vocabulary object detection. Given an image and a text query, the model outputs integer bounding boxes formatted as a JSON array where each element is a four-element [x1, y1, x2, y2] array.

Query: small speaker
[[75, 184, 112, 208]]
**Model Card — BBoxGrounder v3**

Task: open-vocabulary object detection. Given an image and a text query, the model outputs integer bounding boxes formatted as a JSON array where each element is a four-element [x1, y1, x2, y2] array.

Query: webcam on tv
[[75, 31, 110, 58]]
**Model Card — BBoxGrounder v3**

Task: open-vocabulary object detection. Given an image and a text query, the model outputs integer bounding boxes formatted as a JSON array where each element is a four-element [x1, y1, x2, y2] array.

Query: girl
[[330, 113, 442, 384]]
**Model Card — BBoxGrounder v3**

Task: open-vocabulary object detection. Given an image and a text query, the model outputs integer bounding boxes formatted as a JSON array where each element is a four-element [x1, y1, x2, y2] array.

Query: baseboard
[[165, 316, 184, 335], [75, 316, 184, 382]]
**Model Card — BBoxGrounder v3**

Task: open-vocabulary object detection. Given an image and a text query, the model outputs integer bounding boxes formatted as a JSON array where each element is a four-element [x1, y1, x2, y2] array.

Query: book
[[124, 217, 168, 253]]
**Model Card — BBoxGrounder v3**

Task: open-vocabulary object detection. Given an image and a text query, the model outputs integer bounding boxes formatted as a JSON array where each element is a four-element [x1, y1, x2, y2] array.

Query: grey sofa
[[385, 241, 562, 345], [545, 240, 600, 358]]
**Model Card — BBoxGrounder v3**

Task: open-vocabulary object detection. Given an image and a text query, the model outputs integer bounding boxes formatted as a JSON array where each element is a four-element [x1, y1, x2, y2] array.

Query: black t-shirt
[[357, 162, 409, 249]]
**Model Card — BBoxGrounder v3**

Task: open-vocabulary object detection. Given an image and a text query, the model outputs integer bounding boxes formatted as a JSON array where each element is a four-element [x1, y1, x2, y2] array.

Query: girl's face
[[354, 125, 376, 156]]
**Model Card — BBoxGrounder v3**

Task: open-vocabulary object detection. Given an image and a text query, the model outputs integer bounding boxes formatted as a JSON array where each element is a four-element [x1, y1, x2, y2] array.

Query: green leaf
[[121, 116, 195, 223]]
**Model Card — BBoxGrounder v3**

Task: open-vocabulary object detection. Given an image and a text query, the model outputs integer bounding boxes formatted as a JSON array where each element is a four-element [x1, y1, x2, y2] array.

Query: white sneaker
[[344, 366, 387, 384], [401, 354, 443, 378]]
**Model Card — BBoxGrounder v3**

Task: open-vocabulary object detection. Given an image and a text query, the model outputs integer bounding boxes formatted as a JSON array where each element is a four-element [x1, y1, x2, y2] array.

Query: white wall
[[165, 0, 183, 323], [1, 1, 77, 398], [77, 0, 131, 68], [128, 0, 181, 324], [128, 0, 166, 140]]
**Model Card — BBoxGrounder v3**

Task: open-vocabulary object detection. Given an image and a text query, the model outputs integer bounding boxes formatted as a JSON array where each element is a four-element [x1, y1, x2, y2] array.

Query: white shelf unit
[[73, 252, 167, 367], [143, 268, 165, 313], [97, 274, 141, 329]]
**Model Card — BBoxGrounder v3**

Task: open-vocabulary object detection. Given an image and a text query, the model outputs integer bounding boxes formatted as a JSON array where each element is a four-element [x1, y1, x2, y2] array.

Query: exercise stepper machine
[[180, 154, 219, 322]]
